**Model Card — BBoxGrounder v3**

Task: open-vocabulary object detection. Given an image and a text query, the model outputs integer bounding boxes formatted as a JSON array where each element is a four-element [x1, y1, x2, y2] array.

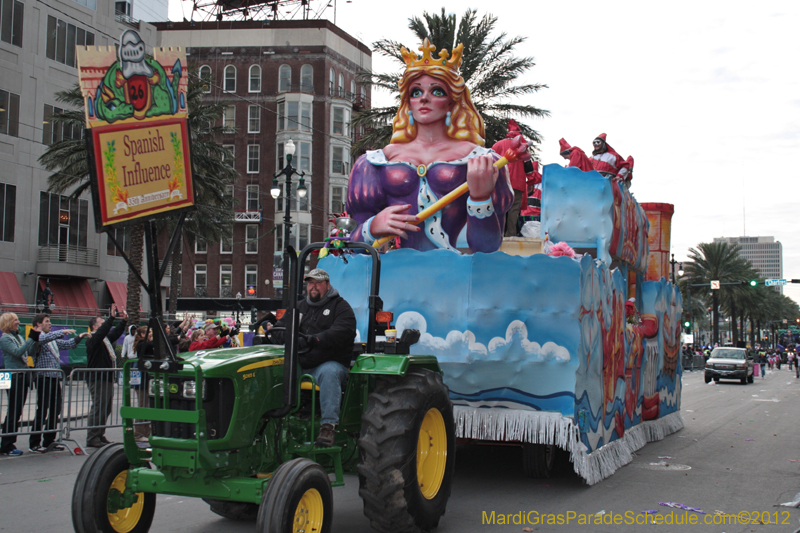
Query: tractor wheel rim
[[293, 488, 324, 533], [107, 471, 145, 533], [417, 407, 447, 500]]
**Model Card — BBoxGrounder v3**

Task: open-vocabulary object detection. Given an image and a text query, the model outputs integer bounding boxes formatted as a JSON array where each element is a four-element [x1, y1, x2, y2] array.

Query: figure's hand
[[120, 309, 128, 319], [370, 204, 420, 240], [79, 332, 91, 339], [466, 155, 499, 201], [62, 329, 76, 336]]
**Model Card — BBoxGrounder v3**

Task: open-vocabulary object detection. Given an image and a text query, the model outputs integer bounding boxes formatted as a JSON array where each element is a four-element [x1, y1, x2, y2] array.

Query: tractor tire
[[747, 374, 754, 383], [357, 367, 455, 533], [72, 443, 156, 533], [704, 374, 711, 384], [256, 458, 332, 533], [203, 499, 259, 521], [522, 443, 557, 478]]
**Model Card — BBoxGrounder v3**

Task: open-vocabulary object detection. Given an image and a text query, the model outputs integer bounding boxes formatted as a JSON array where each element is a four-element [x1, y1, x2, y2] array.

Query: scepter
[[371, 136, 529, 248]]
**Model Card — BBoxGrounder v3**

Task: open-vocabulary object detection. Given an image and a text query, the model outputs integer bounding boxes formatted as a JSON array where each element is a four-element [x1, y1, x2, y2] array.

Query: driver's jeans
[[303, 361, 349, 426]]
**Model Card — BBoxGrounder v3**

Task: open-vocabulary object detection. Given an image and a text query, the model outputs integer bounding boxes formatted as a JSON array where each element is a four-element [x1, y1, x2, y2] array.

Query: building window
[[331, 146, 349, 176], [249, 65, 261, 92], [360, 86, 366, 105], [38, 192, 88, 248], [350, 79, 356, 97], [332, 106, 349, 136], [279, 64, 291, 92], [105, 226, 130, 256], [276, 101, 311, 131], [247, 145, 260, 174], [114, 1, 130, 15], [300, 64, 313, 92], [224, 65, 236, 92], [0, 89, 20, 137], [220, 264, 232, 293], [220, 228, 233, 254], [46, 16, 94, 67], [246, 185, 259, 212], [338, 73, 344, 97], [0, 0, 24, 47], [43, 104, 81, 145], [195, 239, 207, 254], [245, 224, 258, 253], [331, 185, 346, 216], [329, 68, 335, 94], [194, 264, 207, 289], [222, 106, 235, 132], [222, 144, 234, 165], [276, 223, 309, 252], [248, 105, 260, 133], [245, 264, 257, 296], [0, 182, 16, 242], [199, 65, 212, 93]]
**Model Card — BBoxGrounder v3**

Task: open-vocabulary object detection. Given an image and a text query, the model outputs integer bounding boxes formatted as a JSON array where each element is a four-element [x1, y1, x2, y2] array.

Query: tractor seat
[[300, 380, 320, 391]]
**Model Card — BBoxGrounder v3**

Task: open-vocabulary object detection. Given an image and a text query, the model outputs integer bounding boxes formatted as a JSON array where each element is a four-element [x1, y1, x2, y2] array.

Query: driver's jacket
[[273, 291, 357, 370]]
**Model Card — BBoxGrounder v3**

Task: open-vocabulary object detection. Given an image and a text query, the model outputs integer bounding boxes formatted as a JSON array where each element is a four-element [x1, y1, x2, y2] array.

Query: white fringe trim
[[454, 406, 684, 485]]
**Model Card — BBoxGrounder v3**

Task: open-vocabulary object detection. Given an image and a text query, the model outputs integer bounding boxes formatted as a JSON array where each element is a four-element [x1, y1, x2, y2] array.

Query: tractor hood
[[178, 345, 286, 376]]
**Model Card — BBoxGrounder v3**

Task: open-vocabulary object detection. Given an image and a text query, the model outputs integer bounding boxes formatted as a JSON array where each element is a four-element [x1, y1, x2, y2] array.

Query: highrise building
[[154, 19, 371, 302], [0, 0, 159, 316], [713, 236, 783, 292]]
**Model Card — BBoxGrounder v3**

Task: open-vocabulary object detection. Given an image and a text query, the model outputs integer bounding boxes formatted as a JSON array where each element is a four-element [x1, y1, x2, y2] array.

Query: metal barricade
[[64, 367, 149, 450], [0, 368, 75, 454]]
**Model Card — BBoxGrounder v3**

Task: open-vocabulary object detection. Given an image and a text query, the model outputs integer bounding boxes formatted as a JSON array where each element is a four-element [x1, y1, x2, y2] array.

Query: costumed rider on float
[[590, 133, 632, 185]]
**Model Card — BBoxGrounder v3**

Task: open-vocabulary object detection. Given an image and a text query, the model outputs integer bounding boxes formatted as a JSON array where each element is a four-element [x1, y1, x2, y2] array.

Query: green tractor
[[71, 241, 455, 533]]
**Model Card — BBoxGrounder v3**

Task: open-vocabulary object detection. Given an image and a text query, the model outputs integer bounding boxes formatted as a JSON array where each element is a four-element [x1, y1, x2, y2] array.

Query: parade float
[[321, 39, 684, 485]]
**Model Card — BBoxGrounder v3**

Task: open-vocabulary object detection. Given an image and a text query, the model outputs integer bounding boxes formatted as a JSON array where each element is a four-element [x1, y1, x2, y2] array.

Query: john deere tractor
[[71, 241, 455, 533]]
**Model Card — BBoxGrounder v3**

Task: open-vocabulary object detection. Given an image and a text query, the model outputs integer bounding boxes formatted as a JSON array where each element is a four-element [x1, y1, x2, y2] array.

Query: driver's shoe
[[315, 423, 335, 447]]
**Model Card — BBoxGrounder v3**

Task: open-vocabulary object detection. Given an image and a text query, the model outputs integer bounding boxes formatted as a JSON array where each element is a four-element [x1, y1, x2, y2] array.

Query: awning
[[38, 278, 98, 315], [0, 271, 27, 311], [106, 280, 129, 311]]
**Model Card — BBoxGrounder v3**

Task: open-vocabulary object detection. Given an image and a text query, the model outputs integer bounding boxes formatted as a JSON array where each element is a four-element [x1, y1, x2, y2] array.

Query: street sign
[[710, 280, 720, 290], [765, 279, 787, 286]]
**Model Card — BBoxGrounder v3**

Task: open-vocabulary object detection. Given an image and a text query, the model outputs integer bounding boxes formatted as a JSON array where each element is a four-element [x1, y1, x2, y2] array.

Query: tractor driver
[[267, 269, 357, 447]]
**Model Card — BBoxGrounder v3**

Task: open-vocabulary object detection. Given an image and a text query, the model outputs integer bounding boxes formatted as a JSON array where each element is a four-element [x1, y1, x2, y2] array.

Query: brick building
[[154, 19, 371, 303]]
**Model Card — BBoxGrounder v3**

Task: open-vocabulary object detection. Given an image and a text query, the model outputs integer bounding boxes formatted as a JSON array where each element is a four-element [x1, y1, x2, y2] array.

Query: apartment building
[[154, 19, 371, 301]]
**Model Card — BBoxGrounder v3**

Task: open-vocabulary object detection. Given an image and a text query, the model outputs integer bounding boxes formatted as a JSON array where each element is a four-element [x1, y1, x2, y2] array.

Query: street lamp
[[272, 139, 307, 306], [669, 253, 683, 284], [234, 291, 242, 329]]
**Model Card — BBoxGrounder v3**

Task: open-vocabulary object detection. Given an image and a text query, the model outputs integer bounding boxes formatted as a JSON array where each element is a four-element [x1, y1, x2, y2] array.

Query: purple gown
[[346, 147, 513, 253]]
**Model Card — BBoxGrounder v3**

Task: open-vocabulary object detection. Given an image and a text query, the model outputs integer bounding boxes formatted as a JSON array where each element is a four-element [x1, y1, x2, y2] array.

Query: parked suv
[[704, 347, 754, 384]]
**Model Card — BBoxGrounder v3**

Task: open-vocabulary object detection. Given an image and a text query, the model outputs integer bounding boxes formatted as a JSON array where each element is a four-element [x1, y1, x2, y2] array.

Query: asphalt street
[[2, 365, 800, 533]]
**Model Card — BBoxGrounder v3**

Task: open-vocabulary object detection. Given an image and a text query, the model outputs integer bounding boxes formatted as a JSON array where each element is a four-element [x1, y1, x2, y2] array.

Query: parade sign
[[77, 30, 194, 227]]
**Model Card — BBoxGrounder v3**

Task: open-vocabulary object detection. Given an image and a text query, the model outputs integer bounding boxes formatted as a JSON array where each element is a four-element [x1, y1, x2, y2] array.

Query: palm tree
[[39, 73, 237, 321], [683, 241, 752, 345], [353, 8, 549, 154]]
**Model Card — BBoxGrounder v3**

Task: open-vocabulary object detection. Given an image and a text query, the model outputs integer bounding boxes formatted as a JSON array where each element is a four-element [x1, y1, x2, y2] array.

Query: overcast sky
[[169, 0, 800, 304]]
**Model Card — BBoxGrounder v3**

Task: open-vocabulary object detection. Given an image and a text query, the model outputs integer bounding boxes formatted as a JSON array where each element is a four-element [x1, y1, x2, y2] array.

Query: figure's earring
[[445, 111, 452, 127], [408, 110, 414, 126]]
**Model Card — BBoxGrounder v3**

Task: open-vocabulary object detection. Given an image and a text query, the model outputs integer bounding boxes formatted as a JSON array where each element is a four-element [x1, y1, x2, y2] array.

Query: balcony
[[235, 210, 262, 223], [39, 245, 98, 266], [114, 12, 140, 28], [278, 83, 315, 95]]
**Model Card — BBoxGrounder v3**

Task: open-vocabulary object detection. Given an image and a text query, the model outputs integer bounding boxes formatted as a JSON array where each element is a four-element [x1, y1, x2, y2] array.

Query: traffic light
[[683, 312, 691, 333], [749, 280, 758, 287], [250, 307, 257, 323]]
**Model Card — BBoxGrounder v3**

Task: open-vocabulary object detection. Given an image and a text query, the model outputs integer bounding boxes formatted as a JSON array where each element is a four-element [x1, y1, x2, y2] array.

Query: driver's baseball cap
[[304, 269, 329, 282]]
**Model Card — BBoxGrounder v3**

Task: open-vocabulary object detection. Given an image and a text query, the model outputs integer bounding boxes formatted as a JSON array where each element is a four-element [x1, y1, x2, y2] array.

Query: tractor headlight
[[183, 379, 207, 400], [148, 379, 165, 397]]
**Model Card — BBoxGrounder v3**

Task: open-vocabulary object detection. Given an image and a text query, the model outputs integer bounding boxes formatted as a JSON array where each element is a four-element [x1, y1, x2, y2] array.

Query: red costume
[[558, 138, 593, 172], [590, 133, 630, 179], [492, 119, 532, 236]]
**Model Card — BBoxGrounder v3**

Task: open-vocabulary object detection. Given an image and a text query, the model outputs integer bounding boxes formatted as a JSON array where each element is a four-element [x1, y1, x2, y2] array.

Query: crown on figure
[[401, 38, 463, 73]]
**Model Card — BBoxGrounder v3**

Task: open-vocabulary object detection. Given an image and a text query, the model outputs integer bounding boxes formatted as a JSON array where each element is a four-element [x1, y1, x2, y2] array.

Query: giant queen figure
[[346, 39, 514, 253]]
